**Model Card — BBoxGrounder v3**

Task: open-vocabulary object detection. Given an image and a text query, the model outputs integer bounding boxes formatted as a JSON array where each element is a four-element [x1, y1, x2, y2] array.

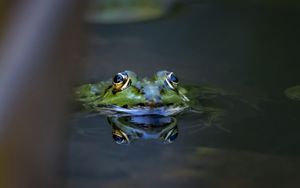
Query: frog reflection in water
[[108, 115, 178, 144], [75, 70, 230, 144]]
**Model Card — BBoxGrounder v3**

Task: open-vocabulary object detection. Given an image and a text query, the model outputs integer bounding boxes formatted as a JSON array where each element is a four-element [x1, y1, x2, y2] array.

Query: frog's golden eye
[[112, 72, 131, 92], [112, 129, 130, 145], [160, 127, 178, 144], [165, 72, 179, 90]]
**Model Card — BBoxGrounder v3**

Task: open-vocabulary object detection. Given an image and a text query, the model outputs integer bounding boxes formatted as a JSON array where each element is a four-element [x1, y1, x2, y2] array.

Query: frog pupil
[[113, 134, 125, 144], [170, 74, 178, 83], [169, 132, 178, 142], [113, 74, 123, 83]]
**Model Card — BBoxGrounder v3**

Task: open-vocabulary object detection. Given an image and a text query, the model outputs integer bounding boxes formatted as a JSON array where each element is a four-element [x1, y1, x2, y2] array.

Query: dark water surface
[[66, 3, 300, 188]]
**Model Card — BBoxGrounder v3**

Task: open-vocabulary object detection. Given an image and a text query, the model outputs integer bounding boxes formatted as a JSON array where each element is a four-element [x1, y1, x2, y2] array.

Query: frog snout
[[143, 85, 162, 105], [145, 96, 162, 104], [145, 95, 163, 107]]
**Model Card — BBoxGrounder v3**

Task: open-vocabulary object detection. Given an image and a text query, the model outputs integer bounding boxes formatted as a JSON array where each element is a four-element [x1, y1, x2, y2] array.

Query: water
[[66, 3, 300, 188]]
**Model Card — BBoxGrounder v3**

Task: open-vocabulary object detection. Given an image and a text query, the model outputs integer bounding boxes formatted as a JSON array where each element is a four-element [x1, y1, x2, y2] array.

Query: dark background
[[66, 2, 300, 188]]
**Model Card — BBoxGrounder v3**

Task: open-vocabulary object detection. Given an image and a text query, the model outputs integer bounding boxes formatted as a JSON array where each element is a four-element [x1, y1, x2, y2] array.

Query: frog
[[75, 70, 229, 119], [74, 70, 259, 144]]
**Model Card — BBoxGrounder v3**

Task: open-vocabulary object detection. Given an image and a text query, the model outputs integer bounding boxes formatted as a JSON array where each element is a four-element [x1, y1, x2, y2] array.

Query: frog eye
[[112, 72, 131, 92], [113, 74, 124, 83], [112, 129, 130, 145], [165, 72, 179, 90], [161, 128, 178, 144]]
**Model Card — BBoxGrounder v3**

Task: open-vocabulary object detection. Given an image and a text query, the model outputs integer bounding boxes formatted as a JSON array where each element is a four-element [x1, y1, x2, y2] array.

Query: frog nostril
[[137, 103, 145, 107], [140, 87, 145, 95]]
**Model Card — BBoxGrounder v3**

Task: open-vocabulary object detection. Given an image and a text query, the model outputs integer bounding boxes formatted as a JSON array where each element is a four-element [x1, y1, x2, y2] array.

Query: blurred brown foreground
[[0, 1, 85, 188]]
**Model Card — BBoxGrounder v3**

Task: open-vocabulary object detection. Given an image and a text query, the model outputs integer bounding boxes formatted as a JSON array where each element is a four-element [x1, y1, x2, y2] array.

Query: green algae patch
[[284, 85, 300, 101]]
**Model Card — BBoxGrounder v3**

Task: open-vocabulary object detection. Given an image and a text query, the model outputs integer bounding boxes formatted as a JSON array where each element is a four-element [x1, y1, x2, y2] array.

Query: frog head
[[91, 70, 189, 115]]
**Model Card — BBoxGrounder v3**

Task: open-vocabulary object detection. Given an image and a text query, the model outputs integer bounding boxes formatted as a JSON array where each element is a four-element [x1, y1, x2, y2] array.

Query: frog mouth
[[132, 103, 175, 108], [96, 104, 188, 116]]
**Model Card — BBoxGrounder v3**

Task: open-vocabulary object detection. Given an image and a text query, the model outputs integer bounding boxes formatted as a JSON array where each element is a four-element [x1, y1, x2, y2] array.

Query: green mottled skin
[[76, 71, 186, 108], [75, 70, 229, 117]]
